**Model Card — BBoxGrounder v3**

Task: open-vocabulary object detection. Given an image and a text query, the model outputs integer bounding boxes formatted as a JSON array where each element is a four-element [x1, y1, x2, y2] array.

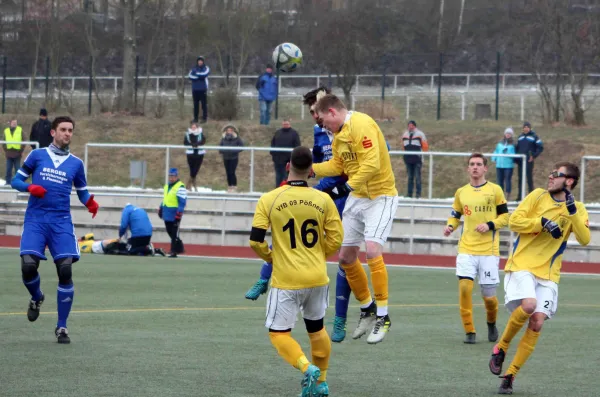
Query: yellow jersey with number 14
[[506, 188, 590, 283], [447, 181, 509, 256], [249, 181, 343, 290]]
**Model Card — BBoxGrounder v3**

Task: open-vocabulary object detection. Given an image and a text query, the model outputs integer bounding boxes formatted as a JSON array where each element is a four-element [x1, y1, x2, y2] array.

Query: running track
[[1, 235, 598, 274]]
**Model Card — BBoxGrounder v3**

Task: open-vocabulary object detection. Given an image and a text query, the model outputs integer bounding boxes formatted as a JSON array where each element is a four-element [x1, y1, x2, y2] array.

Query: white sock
[[377, 306, 388, 316]]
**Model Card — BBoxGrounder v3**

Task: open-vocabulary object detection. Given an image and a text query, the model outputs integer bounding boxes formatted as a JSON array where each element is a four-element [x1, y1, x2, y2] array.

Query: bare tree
[[140, 0, 168, 112]]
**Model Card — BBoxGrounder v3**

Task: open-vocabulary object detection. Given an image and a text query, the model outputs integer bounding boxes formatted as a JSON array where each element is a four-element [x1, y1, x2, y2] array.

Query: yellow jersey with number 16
[[249, 181, 343, 290]]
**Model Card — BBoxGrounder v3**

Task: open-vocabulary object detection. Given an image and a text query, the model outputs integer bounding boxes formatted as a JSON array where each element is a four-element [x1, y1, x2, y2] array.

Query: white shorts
[[265, 286, 329, 331], [91, 241, 105, 254], [342, 195, 399, 246], [456, 254, 500, 285], [504, 271, 559, 318]]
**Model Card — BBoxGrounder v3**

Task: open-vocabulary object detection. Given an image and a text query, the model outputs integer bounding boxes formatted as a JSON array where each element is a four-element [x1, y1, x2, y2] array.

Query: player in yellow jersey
[[312, 94, 398, 344], [488, 162, 590, 394], [444, 153, 510, 344], [249, 146, 343, 397]]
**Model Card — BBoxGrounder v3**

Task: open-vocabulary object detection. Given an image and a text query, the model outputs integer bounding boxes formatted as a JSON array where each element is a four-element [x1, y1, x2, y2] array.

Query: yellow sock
[[483, 296, 499, 324], [341, 259, 372, 305], [506, 328, 540, 376], [497, 306, 532, 352], [269, 332, 310, 372], [458, 279, 475, 334], [367, 256, 389, 311], [308, 328, 331, 382]]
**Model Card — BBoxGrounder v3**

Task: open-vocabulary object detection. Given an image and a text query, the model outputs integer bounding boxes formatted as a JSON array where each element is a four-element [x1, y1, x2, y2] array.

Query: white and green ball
[[272, 43, 303, 73]]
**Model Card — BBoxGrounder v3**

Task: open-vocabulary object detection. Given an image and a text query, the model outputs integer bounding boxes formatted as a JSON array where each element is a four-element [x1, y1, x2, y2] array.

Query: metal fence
[[83, 143, 527, 199]]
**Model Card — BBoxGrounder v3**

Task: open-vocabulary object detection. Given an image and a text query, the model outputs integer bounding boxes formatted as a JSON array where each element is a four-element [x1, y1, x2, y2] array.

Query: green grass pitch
[[1, 249, 599, 396]]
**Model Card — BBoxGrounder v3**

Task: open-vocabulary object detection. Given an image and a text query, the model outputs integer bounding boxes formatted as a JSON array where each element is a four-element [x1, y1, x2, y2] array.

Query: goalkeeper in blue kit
[[11, 116, 99, 344]]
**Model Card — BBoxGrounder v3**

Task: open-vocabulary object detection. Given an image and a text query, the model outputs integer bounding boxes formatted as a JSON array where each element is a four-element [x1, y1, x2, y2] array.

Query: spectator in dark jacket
[[219, 124, 244, 193], [256, 64, 278, 125], [270, 119, 300, 187], [184, 121, 206, 192], [30, 108, 52, 149], [401, 120, 429, 198], [515, 121, 543, 200], [188, 56, 210, 123]]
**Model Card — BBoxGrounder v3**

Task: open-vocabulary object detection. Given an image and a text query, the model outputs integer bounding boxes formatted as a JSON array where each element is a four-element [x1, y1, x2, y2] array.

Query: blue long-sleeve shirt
[[119, 204, 153, 238], [11, 148, 91, 223], [188, 65, 210, 91]]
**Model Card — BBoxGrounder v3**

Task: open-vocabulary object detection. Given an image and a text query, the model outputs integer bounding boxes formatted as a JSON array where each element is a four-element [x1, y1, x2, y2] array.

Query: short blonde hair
[[314, 94, 346, 114]]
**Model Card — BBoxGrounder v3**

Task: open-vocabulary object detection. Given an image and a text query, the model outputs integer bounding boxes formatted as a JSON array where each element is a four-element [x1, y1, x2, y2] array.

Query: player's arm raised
[[508, 189, 544, 234], [345, 122, 380, 191], [322, 196, 343, 257], [444, 189, 462, 236], [249, 197, 273, 263]]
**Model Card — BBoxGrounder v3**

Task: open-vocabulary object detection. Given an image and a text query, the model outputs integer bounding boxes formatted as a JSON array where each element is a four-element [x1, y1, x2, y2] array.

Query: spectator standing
[[492, 128, 516, 199], [515, 121, 543, 200], [188, 56, 210, 123], [158, 168, 187, 258], [30, 108, 52, 149], [219, 124, 244, 193], [184, 121, 206, 192], [3, 118, 26, 184], [270, 119, 300, 188], [401, 120, 429, 198], [256, 64, 278, 125]]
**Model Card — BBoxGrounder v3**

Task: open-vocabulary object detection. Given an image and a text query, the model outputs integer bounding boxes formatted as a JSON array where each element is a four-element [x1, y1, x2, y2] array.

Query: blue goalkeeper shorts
[[20, 221, 80, 262]]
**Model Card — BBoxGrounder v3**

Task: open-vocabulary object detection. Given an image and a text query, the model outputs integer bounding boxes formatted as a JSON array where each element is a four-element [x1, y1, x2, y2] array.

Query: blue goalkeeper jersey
[[15, 148, 89, 223]]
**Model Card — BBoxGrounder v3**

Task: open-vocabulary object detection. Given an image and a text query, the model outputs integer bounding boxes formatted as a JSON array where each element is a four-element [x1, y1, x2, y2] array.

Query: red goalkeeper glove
[[27, 184, 47, 198], [85, 195, 99, 218], [175, 211, 183, 221]]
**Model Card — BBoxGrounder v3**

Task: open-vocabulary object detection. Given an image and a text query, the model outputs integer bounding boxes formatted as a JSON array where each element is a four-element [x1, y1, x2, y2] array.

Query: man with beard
[[489, 162, 590, 394]]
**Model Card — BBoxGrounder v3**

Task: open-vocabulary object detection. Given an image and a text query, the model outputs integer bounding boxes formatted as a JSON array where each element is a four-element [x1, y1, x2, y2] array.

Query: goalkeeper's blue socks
[[57, 283, 74, 328], [24, 274, 43, 301], [259, 261, 273, 281], [334, 266, 351, 318]]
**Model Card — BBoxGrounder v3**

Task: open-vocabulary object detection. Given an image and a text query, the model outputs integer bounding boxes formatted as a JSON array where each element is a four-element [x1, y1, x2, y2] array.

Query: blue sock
[[23, 274, 43, 302], [335, 266, 351, 319], [57, 283, 74, 329], [259, 262, 273, 281]]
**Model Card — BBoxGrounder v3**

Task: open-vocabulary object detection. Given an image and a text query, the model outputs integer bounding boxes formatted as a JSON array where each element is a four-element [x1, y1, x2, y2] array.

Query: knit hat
[[40, 108, 48, 116], [504, 127, 514, 136], [523, 121, 531, 128], [197, 56, 205, 62], [408, 120, 417, 127], [169, 168, 178, 177]]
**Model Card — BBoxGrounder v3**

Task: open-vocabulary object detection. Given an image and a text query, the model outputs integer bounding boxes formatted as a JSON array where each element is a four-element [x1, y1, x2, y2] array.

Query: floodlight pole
[[274, 45, 283, 121]]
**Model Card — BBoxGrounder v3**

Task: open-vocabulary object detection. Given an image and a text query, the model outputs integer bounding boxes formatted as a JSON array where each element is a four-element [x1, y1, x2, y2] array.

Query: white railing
[[580, 155, 600, 203], [7, 72, 600, 95], [83, 143, 527, 199]]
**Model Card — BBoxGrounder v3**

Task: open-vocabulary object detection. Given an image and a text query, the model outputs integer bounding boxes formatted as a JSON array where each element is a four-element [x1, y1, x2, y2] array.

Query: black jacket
[[219, 132, 244, 160], [515, 131, 543, 162], [30, 118, 52, 148], [270, 128, 300, 165]]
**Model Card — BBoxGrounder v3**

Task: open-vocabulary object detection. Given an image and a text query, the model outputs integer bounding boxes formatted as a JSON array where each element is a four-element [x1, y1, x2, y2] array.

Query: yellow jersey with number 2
[[249, 181, 343, 290]]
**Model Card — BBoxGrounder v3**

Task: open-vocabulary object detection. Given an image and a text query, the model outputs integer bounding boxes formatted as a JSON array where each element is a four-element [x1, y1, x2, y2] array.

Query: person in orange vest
[[3, 118, 26, 184]]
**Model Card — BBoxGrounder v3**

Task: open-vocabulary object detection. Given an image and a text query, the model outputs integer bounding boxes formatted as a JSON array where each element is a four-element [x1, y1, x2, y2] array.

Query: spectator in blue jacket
[[118, 204, 156, 255], [159, 168, 187, 258], [255, 64, 278, 125], [492, 128, 516, 199], [188, 56, 210, 123], [515, 121, 543, 200]]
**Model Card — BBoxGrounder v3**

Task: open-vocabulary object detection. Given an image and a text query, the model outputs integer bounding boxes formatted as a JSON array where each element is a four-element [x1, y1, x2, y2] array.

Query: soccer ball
[[272, 43, 302, 73]]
